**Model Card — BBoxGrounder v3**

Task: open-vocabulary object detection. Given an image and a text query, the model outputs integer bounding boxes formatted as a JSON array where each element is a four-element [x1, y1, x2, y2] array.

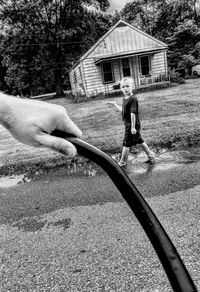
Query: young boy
[[108, 77, 155, 167]]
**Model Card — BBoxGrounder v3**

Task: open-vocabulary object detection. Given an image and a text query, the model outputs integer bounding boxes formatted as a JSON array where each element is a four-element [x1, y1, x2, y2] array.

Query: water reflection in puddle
[[128, 161, 179, 175], [139, 162, 178, 173], [0, 161, 99, 189], [68, 148, 198, 177], [0, 174, 27, 188], [154, 162, 179, 171], [66, 160, 97, 177], [0, 148, 199, 188]]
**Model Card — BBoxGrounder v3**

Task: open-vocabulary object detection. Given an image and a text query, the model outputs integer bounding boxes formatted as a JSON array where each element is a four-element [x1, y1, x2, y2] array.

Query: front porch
[[110, 72, 170, 93], [96, 51, 170, 94], [138, 72, 170, 88]]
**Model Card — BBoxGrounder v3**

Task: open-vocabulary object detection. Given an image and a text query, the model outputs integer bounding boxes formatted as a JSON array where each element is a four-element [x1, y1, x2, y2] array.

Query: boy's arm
[[114, 102, 122, 112], [107, 101, 122, 112], [131, 113, 136, 134]]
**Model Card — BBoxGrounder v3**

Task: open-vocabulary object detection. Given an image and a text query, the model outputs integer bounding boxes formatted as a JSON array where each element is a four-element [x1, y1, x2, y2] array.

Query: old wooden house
[[69, 20, 169, 97]]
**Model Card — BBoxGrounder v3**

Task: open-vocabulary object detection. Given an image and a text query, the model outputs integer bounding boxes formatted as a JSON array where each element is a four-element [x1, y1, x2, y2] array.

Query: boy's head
[[120, 77, 135, 97]]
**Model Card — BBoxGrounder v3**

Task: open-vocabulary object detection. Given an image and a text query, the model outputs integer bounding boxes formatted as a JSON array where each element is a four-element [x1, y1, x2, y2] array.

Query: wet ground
[[1, 148, 200, 291], [2, 147, 200, 191], [1, 147, 200, 224]]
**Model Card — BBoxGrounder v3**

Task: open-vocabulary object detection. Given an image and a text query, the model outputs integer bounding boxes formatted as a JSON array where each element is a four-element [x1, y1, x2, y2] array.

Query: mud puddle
[[0, 160, 99, 189], [0, 174, 31, 188], [1, 148, 200, 188]]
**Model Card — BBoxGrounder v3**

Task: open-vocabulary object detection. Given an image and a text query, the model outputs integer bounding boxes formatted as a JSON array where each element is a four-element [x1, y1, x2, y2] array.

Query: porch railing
[[139, 72, 170, 87]]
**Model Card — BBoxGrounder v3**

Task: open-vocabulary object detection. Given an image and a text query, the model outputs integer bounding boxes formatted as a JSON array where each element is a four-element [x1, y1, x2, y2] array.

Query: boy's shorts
[[123, 124, 144, 147]]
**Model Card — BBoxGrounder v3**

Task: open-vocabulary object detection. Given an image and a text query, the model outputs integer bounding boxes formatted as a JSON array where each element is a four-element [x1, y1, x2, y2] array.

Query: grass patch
[[1, 78, 200, 174], [63, 79, 200, 152]]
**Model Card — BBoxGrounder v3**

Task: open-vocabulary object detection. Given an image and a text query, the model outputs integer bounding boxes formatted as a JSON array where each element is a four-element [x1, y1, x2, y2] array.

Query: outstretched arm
[[0, 94, 82, 157], [107, 101, 122, 112]]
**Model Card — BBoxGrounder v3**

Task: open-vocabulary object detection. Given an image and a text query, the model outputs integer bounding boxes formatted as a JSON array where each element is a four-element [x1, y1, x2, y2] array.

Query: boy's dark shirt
[[122, 95, 140, 130]]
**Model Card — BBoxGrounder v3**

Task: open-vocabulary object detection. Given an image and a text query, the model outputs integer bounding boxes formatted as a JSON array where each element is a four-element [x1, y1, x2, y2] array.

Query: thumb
[[35, 133, 77, 157]]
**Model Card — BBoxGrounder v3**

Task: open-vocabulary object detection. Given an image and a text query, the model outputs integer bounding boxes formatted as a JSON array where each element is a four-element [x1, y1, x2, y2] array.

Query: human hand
[[0, 96, 82, 157], [131, 127, 137, 135], [107, 101, 117, 106]]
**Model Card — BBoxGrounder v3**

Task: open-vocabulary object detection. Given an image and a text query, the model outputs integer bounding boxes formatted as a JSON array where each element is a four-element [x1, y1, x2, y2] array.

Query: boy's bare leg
[[119, 146, 129, 163], [140, 142, 155, 159]]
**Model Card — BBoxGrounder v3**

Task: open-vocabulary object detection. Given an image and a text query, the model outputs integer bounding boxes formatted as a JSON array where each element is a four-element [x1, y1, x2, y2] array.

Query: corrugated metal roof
[[70, 19, 168, 72], [81, 19, 167, 60], [94, 48, 167, 64]]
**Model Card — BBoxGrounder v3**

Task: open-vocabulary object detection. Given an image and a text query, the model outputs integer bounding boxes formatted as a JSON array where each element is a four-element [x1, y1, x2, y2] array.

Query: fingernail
[[68, 148, 76, 157], [75, 128, 82, 138], [78, 129, 82, 138]]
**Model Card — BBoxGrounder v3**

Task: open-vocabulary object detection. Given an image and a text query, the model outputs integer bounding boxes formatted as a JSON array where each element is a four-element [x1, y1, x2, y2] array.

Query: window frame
[[101, 61, 114, 84], [121, 57, 131, 77], [139, 55, 151, 76]]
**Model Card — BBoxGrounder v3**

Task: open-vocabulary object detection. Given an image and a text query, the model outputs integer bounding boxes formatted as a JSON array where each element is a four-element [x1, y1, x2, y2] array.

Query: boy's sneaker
[[144, 157, 156, 164], [118, 161, 126, 167]]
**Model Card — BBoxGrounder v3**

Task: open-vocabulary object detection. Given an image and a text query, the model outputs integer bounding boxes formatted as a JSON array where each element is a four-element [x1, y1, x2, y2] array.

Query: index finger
[[57, 114, 82, 138]]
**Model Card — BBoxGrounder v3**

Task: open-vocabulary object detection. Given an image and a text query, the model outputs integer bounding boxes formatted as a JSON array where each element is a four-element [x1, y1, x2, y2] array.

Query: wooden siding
[[69, 21, 168, 97], [70, 51, 168, 96], [131, 56, 140, 87], [90, 26, 164, 58], [69, 64, 85, 95], [69, 72, 74, 92], [113, 59, 121, 81], [82, 58, 113, 95], [151, 52, 167, 74], [78, 58, 121, 96]]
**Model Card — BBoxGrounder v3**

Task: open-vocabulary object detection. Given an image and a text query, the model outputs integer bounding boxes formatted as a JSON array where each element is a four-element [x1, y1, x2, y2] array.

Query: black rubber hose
[[52, 130, 197, 292]]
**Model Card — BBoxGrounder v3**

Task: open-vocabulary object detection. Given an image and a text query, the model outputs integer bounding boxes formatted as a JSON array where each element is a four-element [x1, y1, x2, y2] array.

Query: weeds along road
[[1, 148, 200, 291]]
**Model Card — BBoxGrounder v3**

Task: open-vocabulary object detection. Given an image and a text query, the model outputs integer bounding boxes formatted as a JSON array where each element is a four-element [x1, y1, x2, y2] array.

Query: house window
[[122, 58, 131, 77], [102, 61, 114, 83], [140, 55, 150, 76]]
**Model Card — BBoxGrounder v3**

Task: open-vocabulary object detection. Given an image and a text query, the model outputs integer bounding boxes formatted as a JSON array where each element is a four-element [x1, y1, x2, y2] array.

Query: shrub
[[168, 68, 185, 84]]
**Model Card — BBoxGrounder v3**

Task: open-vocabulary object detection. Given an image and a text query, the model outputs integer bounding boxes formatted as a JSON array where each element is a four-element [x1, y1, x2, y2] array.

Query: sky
[[108, 0, 130, 12]]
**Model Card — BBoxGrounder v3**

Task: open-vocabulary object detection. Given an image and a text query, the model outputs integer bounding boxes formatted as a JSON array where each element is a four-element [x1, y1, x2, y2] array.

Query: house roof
[[70, 19, 168, 72], [94, 47, 167, 64]]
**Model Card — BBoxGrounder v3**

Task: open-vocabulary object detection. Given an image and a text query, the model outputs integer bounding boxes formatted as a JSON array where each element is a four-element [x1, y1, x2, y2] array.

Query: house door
[[122, 58, 131, 77], [140, 55, 150, 76]]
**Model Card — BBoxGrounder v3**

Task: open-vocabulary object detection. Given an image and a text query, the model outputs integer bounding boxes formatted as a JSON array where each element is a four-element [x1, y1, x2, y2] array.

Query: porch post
[[118, 59, 122, 80]]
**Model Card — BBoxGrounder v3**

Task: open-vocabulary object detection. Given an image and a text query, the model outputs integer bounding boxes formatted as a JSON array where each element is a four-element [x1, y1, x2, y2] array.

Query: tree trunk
[[193, 0, 197, 23], [54, 66, 64, 97], [54, 45, 65, 97]]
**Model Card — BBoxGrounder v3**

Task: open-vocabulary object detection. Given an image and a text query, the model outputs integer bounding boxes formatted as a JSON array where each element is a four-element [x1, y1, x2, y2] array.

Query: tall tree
[[0, 0, 111, 96], [121, 0, 168, 35], [120, 0, 196, 40], [166, 20, 200, 68]]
